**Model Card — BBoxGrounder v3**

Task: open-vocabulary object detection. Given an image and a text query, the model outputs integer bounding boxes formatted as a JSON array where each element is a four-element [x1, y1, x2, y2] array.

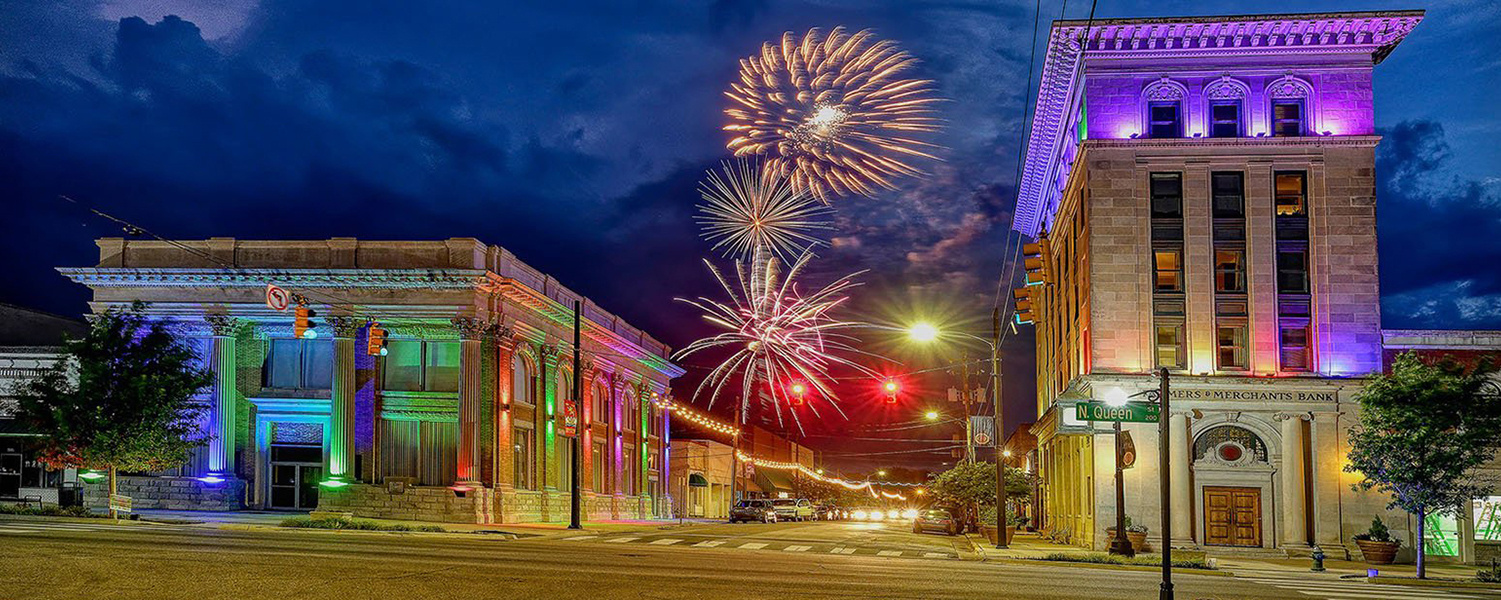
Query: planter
[[1106, 528, 1149, 553], [1005, 525, 1017, 545], [981, 524, 998, 544], [1355, 539, 1400, 565]]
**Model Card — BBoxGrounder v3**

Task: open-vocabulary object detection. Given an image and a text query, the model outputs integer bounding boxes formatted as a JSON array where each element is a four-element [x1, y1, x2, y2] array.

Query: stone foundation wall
[[316, 484, 491, 524], [83, 476, 245, 511]]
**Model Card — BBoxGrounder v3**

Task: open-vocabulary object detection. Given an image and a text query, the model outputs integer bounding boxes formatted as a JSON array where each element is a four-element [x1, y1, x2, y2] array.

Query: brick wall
[[84, 476, 245, 511], [316, 484, 491, 524]]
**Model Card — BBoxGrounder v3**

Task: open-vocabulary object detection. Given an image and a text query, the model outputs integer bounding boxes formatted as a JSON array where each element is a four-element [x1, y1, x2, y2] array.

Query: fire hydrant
[[1310, 545, 1326, 572]]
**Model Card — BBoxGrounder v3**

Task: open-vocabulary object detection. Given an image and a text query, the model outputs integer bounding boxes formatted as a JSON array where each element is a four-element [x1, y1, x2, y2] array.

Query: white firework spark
[[674, 251, 876, 433], [724, 26, 944, 202], [696, 159, 833, 262]]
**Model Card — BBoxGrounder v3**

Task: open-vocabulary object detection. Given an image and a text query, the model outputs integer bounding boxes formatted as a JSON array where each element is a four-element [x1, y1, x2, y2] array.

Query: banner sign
[[561, 400, 579, 438], [109, 494, 132, 514], [970, 416, 995, 447]]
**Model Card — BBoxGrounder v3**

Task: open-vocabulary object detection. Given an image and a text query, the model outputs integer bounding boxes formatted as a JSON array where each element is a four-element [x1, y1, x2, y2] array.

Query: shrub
[[279, 516, 445, 532], [1037, 552, 1214, 570], [1353, 516, 1399, 545], [0, 503, 100, 518]]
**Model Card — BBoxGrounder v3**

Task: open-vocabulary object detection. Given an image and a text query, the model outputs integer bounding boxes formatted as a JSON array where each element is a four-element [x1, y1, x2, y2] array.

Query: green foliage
[[978, 504, 1026, 528], [927, 461, 1032, 508], [1477, 560, 1501, 583], [1345, 353, 1501, 518], [1353, 516, 1398, 545], [14, 302, 213, 473], [280, 517, 445, 532], [1037, 552, 1214, 570], [0, 504, 99, 518]]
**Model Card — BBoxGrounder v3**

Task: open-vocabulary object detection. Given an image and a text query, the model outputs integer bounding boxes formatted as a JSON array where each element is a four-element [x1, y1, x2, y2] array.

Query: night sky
[[4, 1, 1498, 469]]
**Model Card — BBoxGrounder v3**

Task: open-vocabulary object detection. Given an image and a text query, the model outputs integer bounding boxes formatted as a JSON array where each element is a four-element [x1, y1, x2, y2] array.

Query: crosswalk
[[1235, 567, 1490, 599], [0, 519, 147, 535], [555, 533, 958, 560]]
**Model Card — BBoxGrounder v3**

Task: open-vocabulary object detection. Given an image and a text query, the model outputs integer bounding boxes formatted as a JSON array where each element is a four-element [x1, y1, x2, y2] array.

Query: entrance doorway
[[1204, 486, 1262, 547], [268, 444, 322, 510]]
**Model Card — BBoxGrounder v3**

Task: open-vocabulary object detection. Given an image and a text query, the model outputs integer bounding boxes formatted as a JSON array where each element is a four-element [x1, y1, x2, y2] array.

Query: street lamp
[[907, 322, 939, 342], [924, 410, 940, 421]]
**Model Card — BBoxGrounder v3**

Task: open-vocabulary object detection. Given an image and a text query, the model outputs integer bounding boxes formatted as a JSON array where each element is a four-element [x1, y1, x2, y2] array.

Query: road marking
[[692, 540, 725, 548], [829, 547, 856, 554], [923, 552, 948, 558], [1236, 573, 1482, 599], [783, 545, 811, 552], [562, 535, 598, 542], [603, 537, 638, 543], [738, 542, 768, 550], [877, 550, 902, 557], [648, 538, 682, 545]]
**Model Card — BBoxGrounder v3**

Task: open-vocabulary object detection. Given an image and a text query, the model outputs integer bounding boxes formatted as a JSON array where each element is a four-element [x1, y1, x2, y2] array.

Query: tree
[[928, 461, 1031, 530], [15, 302, 213, 517], [1344, 352, 1501, 578]]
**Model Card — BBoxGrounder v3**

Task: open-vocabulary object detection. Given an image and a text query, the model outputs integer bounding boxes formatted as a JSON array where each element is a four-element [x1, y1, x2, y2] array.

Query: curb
[[0, 514, 151, 526], [213, 522, 517, 539]]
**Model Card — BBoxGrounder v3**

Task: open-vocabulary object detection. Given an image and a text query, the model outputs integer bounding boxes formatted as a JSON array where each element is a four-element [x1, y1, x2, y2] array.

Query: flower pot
[[981, 524, 998, 544], [1005, 525, 1017, 545], [1127, 531, 1148, 553], [1355, 539, 1400, 565]]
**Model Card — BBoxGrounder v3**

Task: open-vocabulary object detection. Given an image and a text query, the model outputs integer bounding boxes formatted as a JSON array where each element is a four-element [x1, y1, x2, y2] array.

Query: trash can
[[58, 484, 83, 507]]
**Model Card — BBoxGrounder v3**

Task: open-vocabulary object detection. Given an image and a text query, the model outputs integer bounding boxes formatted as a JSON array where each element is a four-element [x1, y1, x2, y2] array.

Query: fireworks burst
[[674, 251, 875, 433], [696, 159, 833, 262], [724, 26, 944, 202]]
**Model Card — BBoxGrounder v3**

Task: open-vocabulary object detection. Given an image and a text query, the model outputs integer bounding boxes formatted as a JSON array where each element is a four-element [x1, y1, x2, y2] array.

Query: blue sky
[[2, 1, 1498, 453]]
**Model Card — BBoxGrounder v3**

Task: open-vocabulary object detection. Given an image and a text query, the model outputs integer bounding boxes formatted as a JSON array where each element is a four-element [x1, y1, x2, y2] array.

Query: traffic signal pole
[[1158, 368, 1174, 600]]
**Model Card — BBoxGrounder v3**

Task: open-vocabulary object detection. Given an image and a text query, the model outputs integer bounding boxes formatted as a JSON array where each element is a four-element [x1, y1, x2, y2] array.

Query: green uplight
[[319, 478, 349, 488], [79, 470, 106, 482]]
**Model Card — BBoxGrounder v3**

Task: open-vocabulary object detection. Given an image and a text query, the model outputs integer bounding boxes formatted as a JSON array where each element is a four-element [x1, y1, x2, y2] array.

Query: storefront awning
[[755, 469, 794, 495], [688, 473, 709, 488]]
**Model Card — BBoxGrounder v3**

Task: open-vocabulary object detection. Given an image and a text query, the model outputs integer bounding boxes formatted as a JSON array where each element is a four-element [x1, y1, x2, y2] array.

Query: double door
[[1204, 486, 1262, 547], [268, 444, 322, 510]]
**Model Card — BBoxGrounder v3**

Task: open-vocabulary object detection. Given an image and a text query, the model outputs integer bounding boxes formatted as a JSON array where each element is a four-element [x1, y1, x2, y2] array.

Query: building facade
[[1014, 11, 1425, 557], [60, 237, 683, 523], [669, 438, 733, 519], [0, 304, 88, 504]]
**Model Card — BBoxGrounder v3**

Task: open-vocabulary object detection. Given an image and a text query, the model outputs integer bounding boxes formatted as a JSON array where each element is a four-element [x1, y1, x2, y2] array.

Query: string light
[[660, 399, 740, 437]]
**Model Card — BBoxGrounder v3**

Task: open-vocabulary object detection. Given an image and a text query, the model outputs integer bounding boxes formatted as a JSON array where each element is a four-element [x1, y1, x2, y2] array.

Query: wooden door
[[1203, 487, 1262, 547]]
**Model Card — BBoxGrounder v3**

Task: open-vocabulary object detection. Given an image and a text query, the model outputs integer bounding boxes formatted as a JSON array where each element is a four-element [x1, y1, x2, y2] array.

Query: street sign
[[970, 416, 995, 447], [265, 284, 290, 311], [109, 494, 132, 514], [561, 400, 579, 438], [1075, 401, 1160, 423], [1121, 431, 1137, 469]]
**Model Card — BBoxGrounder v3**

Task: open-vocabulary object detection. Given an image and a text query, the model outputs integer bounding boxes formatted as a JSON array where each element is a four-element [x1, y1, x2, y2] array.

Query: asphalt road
[[0, 517, 1487, 600]]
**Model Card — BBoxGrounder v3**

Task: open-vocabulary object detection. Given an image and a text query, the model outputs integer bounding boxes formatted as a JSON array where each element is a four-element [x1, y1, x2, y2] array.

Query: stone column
[[204, 316, 238, 479], [493, 330, 517, 522], [453, 317, 487, 484], [1169, 412, 1194, 545], [327, 317, 361, 483], [1278, 412, 1310, 547]]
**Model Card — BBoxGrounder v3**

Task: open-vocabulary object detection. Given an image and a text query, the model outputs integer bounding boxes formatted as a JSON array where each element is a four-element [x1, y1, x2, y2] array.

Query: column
[[204, 316, 238, 480], [1279, 412, 1309, 547], [1169, 412, 1194, 545], [327, 317, 360, 483], [494, 330, 517, 488], [453, 318, 486, 484]]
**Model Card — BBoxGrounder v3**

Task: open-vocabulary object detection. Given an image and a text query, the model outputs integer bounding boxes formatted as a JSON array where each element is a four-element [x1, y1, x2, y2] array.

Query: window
[[558, 437, 574, 492], [1272, 101, 1304, 137], [1148, 102, 1181, 138], [1277, 249, 1310, 294], [264, 339, 333, 389], [1217, 324, 1247, 370], [511, 355, 533, 406], [591, 383, 609, 425], [592, 439, 606, 492], [1211, 172, 1245, 219], [1155, 325, 1184, 370], [623, 396, 639, 432], [1275, 172, 1307, 216], [1215, 250, 1246, 293], [382, 341, 460, 392], [623, 446, 638, 496], [1153, 249, 1183, 292], [1210, 102, 1241, 138], [1150, 173, 1183, 218], [513, 423, 535, 489], [1280, 325, 1310, 371]]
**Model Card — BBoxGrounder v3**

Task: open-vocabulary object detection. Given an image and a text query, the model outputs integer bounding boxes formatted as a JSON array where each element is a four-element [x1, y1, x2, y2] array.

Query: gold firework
[[724, 27, 943, 202], [696, 159, 833, 262]]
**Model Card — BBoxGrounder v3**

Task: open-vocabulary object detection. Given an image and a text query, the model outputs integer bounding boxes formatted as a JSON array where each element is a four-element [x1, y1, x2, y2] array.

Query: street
[[2, 517, 1491, 600]]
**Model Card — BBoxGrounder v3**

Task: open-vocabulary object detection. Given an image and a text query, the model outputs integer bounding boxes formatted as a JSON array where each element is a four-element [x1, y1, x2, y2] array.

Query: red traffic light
[[790, 382, 807, 395], [883, 379, 900, 394]]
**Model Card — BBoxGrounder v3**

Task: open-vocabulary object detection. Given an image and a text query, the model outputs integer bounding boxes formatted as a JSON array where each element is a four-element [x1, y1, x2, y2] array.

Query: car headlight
[[852, 510, 868, 521], [902, 509, 918, 519], [870, 510, 885, 521]]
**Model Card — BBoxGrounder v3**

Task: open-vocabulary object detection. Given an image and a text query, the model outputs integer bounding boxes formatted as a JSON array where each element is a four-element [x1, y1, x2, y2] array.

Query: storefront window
[[1475, 497, 1501, 541], [1425, 511, 1460, 557]]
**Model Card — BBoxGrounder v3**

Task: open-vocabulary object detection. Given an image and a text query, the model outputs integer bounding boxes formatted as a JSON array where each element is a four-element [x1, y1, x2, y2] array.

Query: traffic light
[[367, 323, 388, 356], [882, 379, 900, 404], [294, 306, 319, 339], [1013, 287, 1035, 325], [789, 382, 807, 407], [1022, 235, 1052, 286]]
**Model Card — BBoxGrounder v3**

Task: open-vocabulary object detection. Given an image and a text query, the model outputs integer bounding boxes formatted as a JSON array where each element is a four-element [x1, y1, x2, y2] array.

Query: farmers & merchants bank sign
[[1167, 388, 1338, 403]]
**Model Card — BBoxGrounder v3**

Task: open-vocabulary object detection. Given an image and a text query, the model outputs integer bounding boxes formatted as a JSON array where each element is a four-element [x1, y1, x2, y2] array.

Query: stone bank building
[[60, 237, 682, 522], [1010, 11, 1452, 560]]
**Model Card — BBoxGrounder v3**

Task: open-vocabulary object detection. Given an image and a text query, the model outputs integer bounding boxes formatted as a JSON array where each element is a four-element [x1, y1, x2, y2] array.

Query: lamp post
[[1102, 372, 1175, 599], [1103, 387, 1134, 558]]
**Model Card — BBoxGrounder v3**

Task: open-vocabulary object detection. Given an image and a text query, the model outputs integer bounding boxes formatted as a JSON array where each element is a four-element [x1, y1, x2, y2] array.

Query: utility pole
[[1158, 368, 1174, 600], [991, 307, 1007, 548], [569, 300, 582, 530], [730, 400, 743, 508], [961, 351, 973, 464]]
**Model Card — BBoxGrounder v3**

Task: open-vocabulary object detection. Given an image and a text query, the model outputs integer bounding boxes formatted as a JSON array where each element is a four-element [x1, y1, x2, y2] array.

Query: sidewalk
[[133, 508, 700, 537]]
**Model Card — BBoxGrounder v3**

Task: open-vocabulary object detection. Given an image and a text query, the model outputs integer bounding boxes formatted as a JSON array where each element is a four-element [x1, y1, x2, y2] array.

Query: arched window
[[1193, 425, 1268, 466], [592, 381, 610, 426], [1267, 75, 1314, 137], [1142, 78, 1187, 139], [557, 368, 574, 493], [1203, 77, 1249, 138], [511, 354, 533, 406], [510, 353, 536, 489]]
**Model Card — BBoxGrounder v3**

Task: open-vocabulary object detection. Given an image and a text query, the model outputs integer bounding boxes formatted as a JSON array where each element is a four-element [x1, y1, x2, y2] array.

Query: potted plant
[[1353, 516, 1401, 565], [1106, 516, 1149, 553], [979, 505, 999, 544]]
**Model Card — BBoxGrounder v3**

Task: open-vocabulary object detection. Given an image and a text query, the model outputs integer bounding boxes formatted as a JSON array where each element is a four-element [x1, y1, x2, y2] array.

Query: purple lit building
[[1013, 11, 1435, 560]]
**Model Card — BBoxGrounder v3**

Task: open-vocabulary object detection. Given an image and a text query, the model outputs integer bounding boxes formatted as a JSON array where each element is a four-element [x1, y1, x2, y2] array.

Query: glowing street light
[[876, 470, 887, 478], [924, 410, 940, 421], [907, 321, 939, 343], [1002, 450, 1013, 458], [1104, 387, 1130, 407]]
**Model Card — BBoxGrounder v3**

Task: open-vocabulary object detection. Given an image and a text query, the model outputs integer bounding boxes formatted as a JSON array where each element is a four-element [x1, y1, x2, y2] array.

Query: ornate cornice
[[451, 317, 488, 341], [57, 268, 489, 290]]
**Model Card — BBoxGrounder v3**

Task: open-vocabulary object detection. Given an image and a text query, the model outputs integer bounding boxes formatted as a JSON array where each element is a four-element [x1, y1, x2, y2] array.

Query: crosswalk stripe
[[603, 537, 638, 543], [1242, 579, 1467, 597], [562, 535, 597, 542], [738, 542, 767, 550], [692, 540, 725, 548], [877, 550, 902, 557], [648, 538, 682, 545], [923, 552, 948, 558], [783, 545, 810, 552], [830, 547, 855, 554]]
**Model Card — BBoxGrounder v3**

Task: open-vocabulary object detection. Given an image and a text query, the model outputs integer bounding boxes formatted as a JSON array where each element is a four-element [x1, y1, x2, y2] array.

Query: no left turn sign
[[265, 284, 290, 311]]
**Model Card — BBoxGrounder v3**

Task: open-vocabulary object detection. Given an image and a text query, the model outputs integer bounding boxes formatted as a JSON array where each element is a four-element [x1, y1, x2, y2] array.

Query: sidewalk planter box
[[981, 525, 997, 544], [1106, 528, 1149, 553], [1355, 539, 1400, 565]]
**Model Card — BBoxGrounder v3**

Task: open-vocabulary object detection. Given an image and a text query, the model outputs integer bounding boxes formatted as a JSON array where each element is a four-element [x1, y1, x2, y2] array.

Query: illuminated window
[[1275, 172, 1307, 216], [1272, 101, 1304, 137], [592, 439, 607, 492], [264, 339, 333, 390], [513, 423, 535, 489], [1210, 102, 1241, 138], [1155, 325, 1184, 370], [1215, 250, 1246, 293], [1154, 249, 1183, 292], [511, 354, 533, 406], [592, 383, 610, 425], [1217, 324, 1247, 370], [623, 446, 638, 496], [1148, 102, 1182, 138], [1279, 325, 1310, 372]]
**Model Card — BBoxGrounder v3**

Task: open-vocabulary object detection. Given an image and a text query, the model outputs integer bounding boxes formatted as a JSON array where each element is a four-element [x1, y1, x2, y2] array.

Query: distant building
[[669, 438, 733, 519], [1014, 11, 1425, 558], [0, 303, 87, 504], [59, 237, 683, 523]]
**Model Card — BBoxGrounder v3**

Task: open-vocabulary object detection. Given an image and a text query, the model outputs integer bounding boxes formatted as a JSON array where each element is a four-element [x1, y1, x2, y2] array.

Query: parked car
[[815, 504, 842, 521], [771, 498, 815, 521], [912, 508, 960, 536], [730, 499, 778, 523]]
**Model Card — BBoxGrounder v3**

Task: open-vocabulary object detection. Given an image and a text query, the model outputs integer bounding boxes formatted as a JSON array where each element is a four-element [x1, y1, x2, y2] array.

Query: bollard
[[1310, 545, 1326, 572]]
